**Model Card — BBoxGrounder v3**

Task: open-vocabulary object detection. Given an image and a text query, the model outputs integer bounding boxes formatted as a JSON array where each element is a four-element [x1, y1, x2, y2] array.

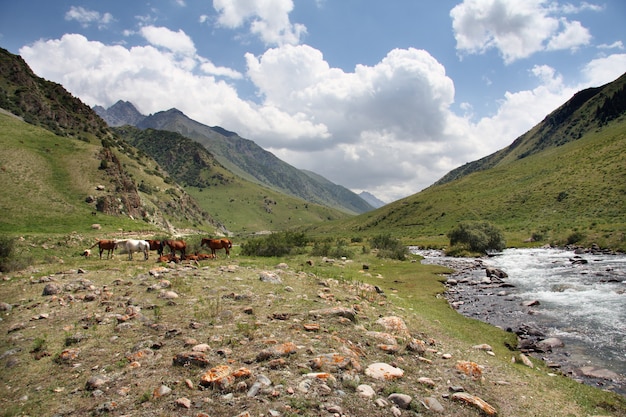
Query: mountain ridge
[[435, 72, 626, 186], [95, 101, 374, 214]]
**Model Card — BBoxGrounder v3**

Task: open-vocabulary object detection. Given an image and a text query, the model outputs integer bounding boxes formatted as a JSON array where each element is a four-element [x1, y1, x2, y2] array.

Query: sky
[[1, 1, 625, 203]]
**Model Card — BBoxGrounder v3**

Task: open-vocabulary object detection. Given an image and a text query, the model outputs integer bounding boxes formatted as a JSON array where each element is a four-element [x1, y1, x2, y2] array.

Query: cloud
[[580, 54, 626, 86], [598, 41, 624, 50], [451, 0, 594, 63], [65, 6, 113, 29], [212, 0, 306, 45], [17, 31, 626, 202], [139, 26, 196, 56]]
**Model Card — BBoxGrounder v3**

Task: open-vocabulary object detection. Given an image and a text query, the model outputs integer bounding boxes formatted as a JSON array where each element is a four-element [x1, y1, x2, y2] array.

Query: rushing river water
[[412, 247, 626, 393]]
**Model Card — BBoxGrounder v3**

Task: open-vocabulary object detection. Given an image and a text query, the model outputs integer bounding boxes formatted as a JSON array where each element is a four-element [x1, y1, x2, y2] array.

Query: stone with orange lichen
[[451, 392, 497, 415], [378, 344, 400, 353], [455, 360, 484, 380], [55, 348, 80, 363], [200, 365, 252, 389], [376, 316, 410, 338], [256, 341, 298, 361], [303, 323, 320, 331], [309, 353, 353, 371], [365, 362, 404, 380]]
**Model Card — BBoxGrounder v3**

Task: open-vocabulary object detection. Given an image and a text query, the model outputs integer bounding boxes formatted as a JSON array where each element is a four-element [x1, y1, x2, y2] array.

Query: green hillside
[[115, 125, 352, 234], [0, 112, 224, 234], [305, 77, 626, 251]]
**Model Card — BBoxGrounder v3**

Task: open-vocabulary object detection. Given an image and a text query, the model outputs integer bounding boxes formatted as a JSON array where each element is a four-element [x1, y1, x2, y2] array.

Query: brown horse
[[89, 239, 117, 259], [201, 238, 232, 257], [146, 239, 162, 255], [160, 239, 187, 258]]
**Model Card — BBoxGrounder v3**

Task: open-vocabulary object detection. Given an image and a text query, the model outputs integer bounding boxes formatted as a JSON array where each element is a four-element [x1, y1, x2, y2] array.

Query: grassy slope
[[0, 113, 211, 235], [115, 125, 352, 235], [186, 181, 350, 235], [306, 116, 626, 250]]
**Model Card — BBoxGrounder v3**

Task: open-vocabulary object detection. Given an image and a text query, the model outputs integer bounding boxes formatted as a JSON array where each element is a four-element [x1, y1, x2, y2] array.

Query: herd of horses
[[87, 237, 232, 262]]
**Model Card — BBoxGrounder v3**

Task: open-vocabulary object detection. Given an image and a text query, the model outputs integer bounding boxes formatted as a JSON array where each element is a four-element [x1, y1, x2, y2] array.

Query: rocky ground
[[429, 255, 626, 397], [1, 253, 624, 417]]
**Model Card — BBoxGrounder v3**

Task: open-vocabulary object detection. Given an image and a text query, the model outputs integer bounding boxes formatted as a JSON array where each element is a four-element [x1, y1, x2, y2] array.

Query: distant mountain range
[[359, 191, 386, 208], [94, 101, 375, 215]]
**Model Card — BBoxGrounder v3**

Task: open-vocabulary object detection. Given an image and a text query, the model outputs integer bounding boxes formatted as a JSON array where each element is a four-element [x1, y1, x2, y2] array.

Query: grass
[[1, 235, 625, 416], [305, 117, 626, 251], [186, 179, 350, 235]]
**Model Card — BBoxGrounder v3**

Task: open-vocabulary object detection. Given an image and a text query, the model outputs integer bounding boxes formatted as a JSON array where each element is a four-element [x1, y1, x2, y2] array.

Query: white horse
[[116, 239, 150, 260]]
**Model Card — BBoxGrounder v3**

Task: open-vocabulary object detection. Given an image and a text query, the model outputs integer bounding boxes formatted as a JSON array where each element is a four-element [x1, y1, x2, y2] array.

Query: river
[[411, 247, 626, 395]]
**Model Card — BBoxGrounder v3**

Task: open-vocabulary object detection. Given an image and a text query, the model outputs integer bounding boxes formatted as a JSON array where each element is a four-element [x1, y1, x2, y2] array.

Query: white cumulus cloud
[[212, 0, 306, 45], [65, 6, 114, 29], [451, 0, 594, 63]]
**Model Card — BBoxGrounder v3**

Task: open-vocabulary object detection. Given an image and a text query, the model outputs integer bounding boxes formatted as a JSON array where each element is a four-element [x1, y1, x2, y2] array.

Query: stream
[[411, 247, 626, 395]]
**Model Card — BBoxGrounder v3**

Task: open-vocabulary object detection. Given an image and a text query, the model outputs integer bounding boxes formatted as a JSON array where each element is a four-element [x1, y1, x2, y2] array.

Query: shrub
[[0, 235, 30, 272], [566, 231, 585, 245], [447, 221, 505, 255], [370, 234, 409, 260], [240, 231, 308, 257]]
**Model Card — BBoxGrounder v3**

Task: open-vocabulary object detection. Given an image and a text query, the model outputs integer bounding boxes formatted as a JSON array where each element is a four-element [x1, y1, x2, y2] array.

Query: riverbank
[[415, 249, 626, 397]]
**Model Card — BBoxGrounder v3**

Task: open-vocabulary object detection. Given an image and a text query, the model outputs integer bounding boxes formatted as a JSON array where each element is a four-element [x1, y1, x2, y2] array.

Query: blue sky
[[1, 0, 625, 202]]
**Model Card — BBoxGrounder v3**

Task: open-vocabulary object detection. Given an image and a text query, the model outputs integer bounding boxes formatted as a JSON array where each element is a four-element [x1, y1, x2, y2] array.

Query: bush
[[240, 231, 308, 257], [0, 235, 30, 272], [310, 239, 353, 258], [370, 233, 408, 260], [447, 221, 505, 255]]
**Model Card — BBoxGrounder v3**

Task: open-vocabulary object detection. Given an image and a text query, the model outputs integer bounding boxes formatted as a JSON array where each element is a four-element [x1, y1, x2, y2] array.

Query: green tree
[[447, 221, 505, 254]]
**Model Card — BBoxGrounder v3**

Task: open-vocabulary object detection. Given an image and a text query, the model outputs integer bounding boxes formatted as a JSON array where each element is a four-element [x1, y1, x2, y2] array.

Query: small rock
[[259, 271, 282, 284], [159, 290, 179, 299], [536, 337, 564, 351], [579, 366, 621, 380], [418, 377, 436, 388], [421, 396, 445, 413], [451, 392, 497, 416], [356, 384, 376, 398], [175, 397, 191, 408], [42, 283, 61, 296], [388, 393, 412, 409], [85, 375, 108, 391], [153, 385, 172, 398], [365, 362, 404, 380]]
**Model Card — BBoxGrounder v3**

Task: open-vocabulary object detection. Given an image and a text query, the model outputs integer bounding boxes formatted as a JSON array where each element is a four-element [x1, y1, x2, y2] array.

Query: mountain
[[435, 72, 626, 186], [0, 48, 108, 139], [309, 72, 626, 251], [0, 47, 224, 234], [94, 100, 145, 127], [113, 125, 352, 233], [96, 103, 373, 215], [359, 191, 386, 208]]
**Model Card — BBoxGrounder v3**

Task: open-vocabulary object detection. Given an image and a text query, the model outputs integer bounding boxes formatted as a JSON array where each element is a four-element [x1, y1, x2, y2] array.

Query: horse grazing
[[90, 239, 118, 259], [116, 239, 150, 260], [201, 238, 232, 258], [146, 239, 163, 255], [160, 239, 187, 259]]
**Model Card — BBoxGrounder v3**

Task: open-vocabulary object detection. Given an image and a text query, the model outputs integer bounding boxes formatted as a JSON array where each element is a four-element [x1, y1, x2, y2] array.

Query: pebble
[[387, 393, 412, 409], [356, 384, 375, 398], [422, 396, 445, 413]]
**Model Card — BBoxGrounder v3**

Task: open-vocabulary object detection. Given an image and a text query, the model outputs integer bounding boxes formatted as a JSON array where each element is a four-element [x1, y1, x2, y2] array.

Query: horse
[[89, 239, 118, 259], [116, 239, 150, 260], [146, 239, 163, 255], [160, 239, 187, 259], [200, 238, 232, 258]]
